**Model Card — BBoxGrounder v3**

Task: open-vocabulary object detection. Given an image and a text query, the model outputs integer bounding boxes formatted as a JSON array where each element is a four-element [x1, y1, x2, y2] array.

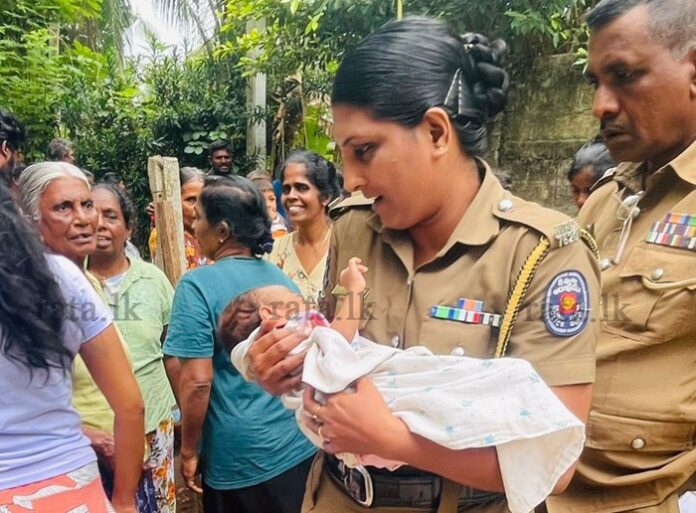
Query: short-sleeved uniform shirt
[[163, 256, 317, 490], [547, 141, 696, 513], [0, 255, 111, 489], [304, 163, 600, 513], [100, 258, 176, 433]]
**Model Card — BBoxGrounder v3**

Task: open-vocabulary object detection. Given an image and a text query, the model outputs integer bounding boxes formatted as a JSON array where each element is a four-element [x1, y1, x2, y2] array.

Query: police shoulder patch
[[543, 270, 590, 337]]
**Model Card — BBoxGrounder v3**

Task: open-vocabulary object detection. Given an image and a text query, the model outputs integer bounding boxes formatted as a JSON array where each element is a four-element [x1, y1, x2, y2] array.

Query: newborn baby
[[219, 259, 585, 513]]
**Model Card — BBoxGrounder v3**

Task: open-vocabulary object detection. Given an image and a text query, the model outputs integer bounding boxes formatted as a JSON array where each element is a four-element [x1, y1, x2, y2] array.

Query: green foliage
[[0, 0, 596, 249]]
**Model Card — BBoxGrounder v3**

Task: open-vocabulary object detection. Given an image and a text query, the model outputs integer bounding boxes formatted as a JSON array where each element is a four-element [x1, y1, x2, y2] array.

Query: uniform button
[[450, 347, 465, 356], [390, 335, 400, 348], [498, 199, 513, 212], [651, 268, 664, 280], [631, 437, 646, 450], [599, 257, 611, 271]]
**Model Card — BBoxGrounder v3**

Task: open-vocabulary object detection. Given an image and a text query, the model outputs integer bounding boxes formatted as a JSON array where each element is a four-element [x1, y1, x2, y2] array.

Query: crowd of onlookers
[[0, 102, 613, 513], [0, 108, 354, 513], [4, 2, 695, 512]]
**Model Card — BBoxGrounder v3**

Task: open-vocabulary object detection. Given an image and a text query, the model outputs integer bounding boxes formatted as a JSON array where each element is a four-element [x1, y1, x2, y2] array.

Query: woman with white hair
[[16, 162, 145, 510]]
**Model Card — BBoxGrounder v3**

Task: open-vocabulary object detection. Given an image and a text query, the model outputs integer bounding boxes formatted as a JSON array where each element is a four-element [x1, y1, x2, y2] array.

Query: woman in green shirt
[[88, 183, 177, 513]]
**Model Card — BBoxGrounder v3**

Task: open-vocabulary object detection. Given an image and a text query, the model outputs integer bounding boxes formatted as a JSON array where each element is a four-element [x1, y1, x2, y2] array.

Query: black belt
[[325, 454, 503, 509]]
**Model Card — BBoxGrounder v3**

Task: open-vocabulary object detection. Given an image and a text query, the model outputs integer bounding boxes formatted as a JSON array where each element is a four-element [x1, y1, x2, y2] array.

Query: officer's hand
[[303, 379, 409, 459], [247, 319, 308, 396]]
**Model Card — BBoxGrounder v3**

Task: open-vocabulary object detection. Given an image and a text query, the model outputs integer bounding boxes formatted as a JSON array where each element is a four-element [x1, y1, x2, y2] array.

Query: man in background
[[547, 0, 696, 511], [208, 140, 233, 176], [0, 108, 26, 197]]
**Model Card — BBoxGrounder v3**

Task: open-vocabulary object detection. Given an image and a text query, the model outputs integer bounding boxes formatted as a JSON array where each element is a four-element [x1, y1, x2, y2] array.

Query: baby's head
[[218, 285, 309, 352]]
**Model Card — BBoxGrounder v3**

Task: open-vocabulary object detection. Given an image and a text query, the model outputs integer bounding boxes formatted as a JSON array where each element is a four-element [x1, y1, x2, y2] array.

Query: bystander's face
[[93, 188, 131, 259], [63, 148, 75, 165], [192, 200, 220, 260], [263, 189, 278, 219], [332, 104, 441, 230], [38, 176, 98, 265], [281, 164, 324, 227], [181, 179, 204, 233], [0, 142, 17, 185], [587, 5, 696, 169], [210, 149, 232, 175], [570, 166, 597, 209]]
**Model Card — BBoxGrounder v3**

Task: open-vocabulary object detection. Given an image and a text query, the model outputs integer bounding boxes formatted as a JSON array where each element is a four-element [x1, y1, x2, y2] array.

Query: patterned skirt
[[100, 417, 176, 513]]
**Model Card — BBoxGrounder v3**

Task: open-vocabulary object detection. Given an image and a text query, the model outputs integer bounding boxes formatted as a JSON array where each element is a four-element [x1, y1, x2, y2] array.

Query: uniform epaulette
[[492, 194, 581, 250], [328, 191, 374, 220], [590, 166, 617, 192]]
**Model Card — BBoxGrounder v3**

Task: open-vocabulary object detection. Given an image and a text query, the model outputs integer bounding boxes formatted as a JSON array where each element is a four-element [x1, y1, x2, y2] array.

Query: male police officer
[[547, 1, 696, 512]]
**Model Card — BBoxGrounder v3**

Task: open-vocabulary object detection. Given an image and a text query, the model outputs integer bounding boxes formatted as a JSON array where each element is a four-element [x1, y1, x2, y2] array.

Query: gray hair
[[587, 0, 696, 55], [47, 138, 74, 161], [18, 161, 89, 221], [568, 139, 615, 181], [180, 166, 206, 186]]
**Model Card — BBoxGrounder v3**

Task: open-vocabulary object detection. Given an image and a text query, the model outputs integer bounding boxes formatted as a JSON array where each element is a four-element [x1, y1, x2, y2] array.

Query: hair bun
[[459, 33, 510, 118], [253, 231, 275, 256]]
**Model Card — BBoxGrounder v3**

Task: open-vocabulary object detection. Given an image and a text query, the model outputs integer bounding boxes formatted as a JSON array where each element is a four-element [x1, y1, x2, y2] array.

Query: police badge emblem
[[544, 270, 590, 337]]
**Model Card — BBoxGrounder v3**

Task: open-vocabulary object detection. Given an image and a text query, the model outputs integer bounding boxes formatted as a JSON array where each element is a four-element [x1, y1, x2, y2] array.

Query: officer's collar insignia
[[646, 212, 696, 250], [553, 221, 580, 248], [430, 298, 502, 327], [543, 271, 590, 337]]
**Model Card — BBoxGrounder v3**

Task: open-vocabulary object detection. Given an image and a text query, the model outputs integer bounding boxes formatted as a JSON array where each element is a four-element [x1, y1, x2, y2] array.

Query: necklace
[[215, 248, 249, 260], [293, 226, 331, 250]]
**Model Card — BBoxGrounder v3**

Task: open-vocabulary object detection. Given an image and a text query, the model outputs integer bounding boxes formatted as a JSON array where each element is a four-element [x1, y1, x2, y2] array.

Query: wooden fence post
[[148, 156, 186, 286]]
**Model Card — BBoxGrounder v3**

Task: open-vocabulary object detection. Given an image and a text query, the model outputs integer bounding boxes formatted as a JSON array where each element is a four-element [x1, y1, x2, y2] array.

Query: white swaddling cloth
[[232, 326, 585, 513]]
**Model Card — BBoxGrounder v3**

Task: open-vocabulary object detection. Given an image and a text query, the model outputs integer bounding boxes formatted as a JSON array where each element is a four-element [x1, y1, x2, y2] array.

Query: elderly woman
[[88, 183, 177, 513], [268, 151, 340, 306], [9, 166, 143, 512], [163, 176, 316, 513], [149, 167, 207, 270], [567, 138, 614, 209], [247, 17, 601, 513]]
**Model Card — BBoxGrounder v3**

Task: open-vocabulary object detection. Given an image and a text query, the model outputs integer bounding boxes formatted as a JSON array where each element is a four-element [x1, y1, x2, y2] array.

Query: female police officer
[[247, 17, 600, 513]]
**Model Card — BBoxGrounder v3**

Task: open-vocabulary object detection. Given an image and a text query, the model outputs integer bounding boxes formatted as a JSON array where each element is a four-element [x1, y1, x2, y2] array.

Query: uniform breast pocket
[[586, 410, 695, 455], [418, 318, 496, 357], [613, 245, 696, 341]]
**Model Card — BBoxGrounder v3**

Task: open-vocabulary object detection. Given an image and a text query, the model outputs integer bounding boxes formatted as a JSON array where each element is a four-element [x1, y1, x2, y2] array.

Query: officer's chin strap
[[613, 191, 644, 265]]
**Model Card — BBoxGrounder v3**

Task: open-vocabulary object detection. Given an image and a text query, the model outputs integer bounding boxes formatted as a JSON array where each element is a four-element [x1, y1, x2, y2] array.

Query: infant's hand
[[339, 257, 368, 294]]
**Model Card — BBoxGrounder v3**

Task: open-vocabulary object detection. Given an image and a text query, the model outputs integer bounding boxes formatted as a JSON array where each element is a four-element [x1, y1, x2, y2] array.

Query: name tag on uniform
[[646, 212, 696, 250], [554, 221, 579, 248], [430, 298, 502, 327]]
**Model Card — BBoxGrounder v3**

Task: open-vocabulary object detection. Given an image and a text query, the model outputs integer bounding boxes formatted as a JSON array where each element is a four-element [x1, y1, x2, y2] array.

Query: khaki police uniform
[[547, 140, 696, 513], [302, 162, 600, 513]]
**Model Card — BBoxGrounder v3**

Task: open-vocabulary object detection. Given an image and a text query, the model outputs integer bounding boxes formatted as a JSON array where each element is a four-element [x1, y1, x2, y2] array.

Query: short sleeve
[[163, 274, 214, 358], [319, 224, 340, 320], [506, 240, 600, 387], [47, 255, 113, 349], [155, 267, 175, 327]]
